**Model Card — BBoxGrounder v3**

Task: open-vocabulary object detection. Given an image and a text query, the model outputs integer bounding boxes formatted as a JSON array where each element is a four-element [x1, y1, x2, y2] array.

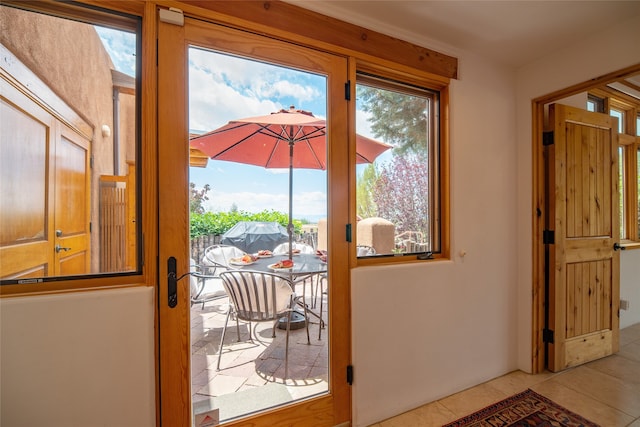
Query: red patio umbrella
[[190, 106, 392, 259]]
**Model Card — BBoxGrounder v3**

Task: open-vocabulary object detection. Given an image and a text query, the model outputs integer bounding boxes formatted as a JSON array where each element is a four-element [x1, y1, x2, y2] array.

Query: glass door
[[158, 13, 351, 426]]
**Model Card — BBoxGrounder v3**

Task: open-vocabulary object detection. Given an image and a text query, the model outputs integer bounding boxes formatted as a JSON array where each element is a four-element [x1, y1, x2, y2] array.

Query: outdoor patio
[[190, 277, 329, 421]]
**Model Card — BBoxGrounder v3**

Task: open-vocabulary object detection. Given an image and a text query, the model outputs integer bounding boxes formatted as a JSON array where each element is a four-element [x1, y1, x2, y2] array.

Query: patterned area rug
[[443, 389, 600, 427]]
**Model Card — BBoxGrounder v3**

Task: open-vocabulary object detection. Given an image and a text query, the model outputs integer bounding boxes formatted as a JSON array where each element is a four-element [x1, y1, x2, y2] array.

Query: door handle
[[613, 243, 626, 251], [167, 256, 178, 308], [55, 245, 71, 253]]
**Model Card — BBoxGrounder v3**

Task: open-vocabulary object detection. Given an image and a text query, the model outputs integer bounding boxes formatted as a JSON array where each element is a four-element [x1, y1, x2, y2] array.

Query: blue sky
[[188, 47, 332, 222], [97, 28, 388, 222]]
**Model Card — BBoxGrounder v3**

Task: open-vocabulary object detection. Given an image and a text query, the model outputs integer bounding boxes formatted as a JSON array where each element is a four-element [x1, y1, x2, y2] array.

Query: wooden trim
[[189, 148, 209, 168], [440, 84, 451, 260], [157, 13, 190, 427], [160, 0, 457, 79], [533, 64, 640, 105], [531, 101, 545, 374], [623, 141, 639, 241], [138, 3, 159, 426], [357, 60, 450, 90], [2, 0, 143, 29], [591, 86, 640, 112], [619, 133, 637, 146]]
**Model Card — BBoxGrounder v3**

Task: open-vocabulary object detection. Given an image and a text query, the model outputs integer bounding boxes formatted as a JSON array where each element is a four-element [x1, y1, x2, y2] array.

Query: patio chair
[[190, 259, 227, 309], [356, 245, 376, 256], [272, 242, 315, 254], [273, 242, 317, 309], [315, 272, 328, 340], [217, 270, 309, 379], [201, 244, 247, 276]]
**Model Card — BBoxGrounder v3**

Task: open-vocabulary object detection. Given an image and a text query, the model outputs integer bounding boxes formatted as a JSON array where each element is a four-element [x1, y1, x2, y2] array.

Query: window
[[587, 94, 605, 113], [0, 3, 141, 285], [355, 72, 442, 258], [637, 146, 640, 238], [590, 89, 640, 243], [619, 146, 627, 239], [611, 108, 625, 133]]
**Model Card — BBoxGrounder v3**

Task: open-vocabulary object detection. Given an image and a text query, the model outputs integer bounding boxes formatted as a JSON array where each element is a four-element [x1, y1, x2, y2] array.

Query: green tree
[[373, 154, 429, 238], [356, 163, 379, 218], [356, 85, 429, 155], [189, 182, 211, 214]]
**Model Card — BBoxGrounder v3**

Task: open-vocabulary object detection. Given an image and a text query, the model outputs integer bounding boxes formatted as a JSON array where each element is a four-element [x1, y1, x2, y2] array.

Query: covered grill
[[220, 221, 289, 254]]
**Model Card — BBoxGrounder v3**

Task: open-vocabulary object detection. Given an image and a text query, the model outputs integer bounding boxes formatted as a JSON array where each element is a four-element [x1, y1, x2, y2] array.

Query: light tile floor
[[370, 322, 640, 426], [191, 277, 328, 420]]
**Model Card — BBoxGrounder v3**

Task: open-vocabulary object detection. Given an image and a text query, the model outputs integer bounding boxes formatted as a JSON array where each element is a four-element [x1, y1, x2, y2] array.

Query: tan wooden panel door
[[0, 82, 54, 279], [0, 77, 90, 279], [158, 11, 350, 426], [53, 126, 91, 276], [547, 103, 620, 372]]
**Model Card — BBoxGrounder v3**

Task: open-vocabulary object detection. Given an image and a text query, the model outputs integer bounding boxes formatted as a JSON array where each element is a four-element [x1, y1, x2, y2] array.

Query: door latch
[[55, 245, 71, 253], [167, 256, 178, 308], [613, 243, 626, 251]]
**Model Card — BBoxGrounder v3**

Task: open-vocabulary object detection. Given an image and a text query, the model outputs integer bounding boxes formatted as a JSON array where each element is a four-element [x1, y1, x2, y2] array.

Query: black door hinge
[[543, 329, 554, 343], [346, 223, 352, 243], [347, 365, 353, 385], [543, 229, 554, 245], [543, 131, 554, 146], [345, 80, 351, 101]]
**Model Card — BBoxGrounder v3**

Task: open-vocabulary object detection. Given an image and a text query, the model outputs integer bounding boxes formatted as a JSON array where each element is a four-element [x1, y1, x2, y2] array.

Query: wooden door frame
[[158, 12, 352, 426], [531, 63, 640, 373]]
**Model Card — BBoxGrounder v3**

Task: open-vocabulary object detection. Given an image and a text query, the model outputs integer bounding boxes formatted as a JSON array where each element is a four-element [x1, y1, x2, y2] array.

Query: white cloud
[[255, 80, 320, 105], [205, 189, 326, 219], [188, 48, 325, 132], [95, 26, 136, 77], [189, 64, 280, 132]]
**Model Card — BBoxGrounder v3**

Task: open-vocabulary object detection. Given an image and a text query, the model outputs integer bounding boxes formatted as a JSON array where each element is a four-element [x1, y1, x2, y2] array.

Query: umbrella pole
[[288, 140, 294, 261]]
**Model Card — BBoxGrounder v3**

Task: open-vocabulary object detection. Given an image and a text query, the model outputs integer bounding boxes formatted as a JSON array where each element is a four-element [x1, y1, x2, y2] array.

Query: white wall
[[620, 250, 640, 329], [0, 287, 155, 427], [515, 13, 640, 369], [352, 12, 640, 427], [352, 52, 519, 427]]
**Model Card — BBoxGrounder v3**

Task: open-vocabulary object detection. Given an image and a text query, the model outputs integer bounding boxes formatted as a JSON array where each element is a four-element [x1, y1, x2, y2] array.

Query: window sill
[[619, 241, 640, 251]]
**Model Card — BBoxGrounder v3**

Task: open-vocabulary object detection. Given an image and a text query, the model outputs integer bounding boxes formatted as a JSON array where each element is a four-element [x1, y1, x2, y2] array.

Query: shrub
[[190, 209, 303, 238]]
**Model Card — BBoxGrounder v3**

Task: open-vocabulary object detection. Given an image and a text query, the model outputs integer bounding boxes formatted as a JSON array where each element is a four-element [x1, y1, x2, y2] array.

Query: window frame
[[590, 87, 640, 245], [353, 61, 450, 265], [0, 1, 149, 294]]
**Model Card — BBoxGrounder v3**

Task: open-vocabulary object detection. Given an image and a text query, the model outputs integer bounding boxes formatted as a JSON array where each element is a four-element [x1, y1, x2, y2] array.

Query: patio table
[[228, 252, 327, 330]]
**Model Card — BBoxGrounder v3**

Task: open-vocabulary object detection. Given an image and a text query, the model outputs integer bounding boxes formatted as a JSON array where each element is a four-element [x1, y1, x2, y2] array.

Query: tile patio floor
[[190, 277, 328, 421]]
